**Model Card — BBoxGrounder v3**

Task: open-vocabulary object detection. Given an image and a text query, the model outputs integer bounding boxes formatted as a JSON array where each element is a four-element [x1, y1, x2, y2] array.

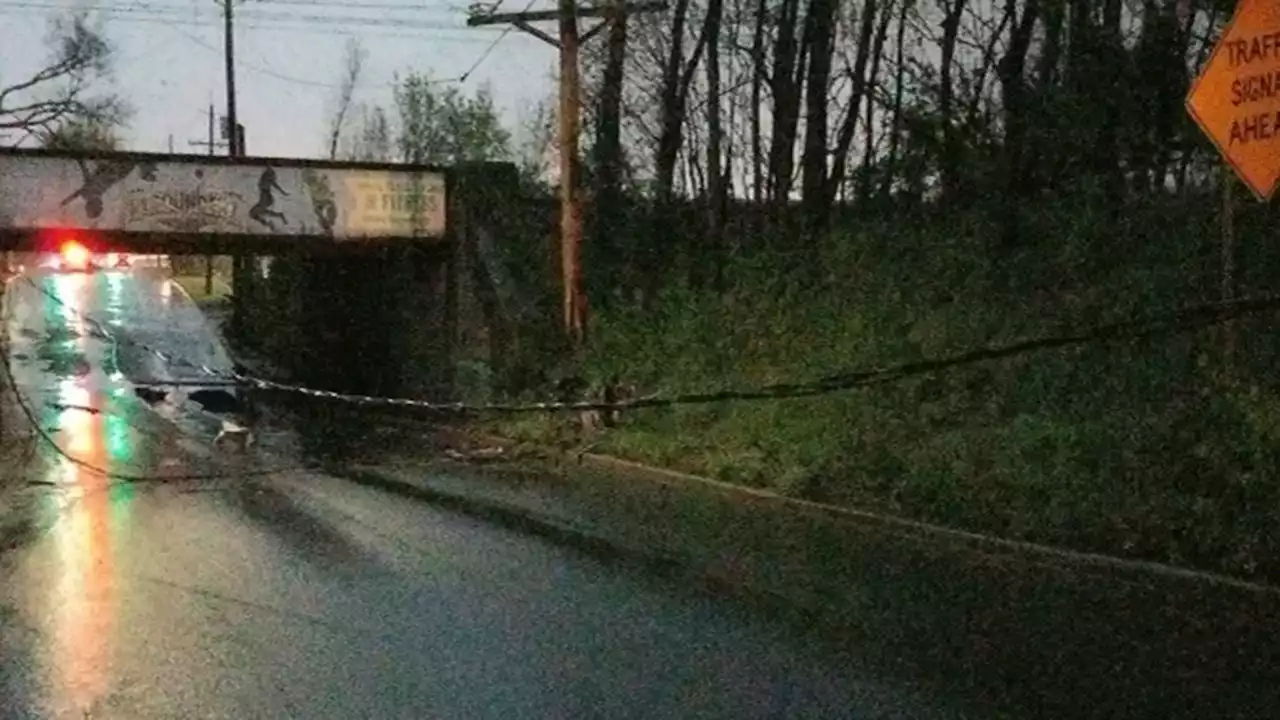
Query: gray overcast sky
[[1, 0, 557, 158]]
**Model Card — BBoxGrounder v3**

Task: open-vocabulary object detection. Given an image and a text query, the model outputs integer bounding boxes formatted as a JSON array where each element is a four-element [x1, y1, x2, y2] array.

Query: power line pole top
[[466, 0, 666, 351], [466, 1, 667, 29]]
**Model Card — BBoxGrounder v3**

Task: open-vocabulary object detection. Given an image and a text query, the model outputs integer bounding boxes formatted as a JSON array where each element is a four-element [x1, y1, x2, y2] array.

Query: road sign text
[[1226, 33, 1280, 67]]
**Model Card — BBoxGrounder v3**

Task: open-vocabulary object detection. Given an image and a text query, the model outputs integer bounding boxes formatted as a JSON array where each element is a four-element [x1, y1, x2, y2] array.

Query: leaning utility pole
[[467, 0, 665, 352]]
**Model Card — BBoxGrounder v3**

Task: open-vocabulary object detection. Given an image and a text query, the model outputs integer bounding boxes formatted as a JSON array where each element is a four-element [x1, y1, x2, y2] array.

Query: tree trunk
[[592, 5, 629, 305], [647, 0, 708, 306], [828, 0, 884, 207], [996, 0, 1040, 252], [881, 0, 910, 202], [938, 0, 968, 204], [653, 0, 711, 202], [767, 0, 803, 206], [858, 0, 895, 206], [799, 0, 838, 241], [654, 0, 693, 204], [749, 0, 768, 205], [695, 0, 726, 291]]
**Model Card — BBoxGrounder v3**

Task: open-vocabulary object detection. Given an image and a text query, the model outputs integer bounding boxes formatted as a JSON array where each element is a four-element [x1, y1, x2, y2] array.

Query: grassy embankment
[[487, 193, 1280, 583]]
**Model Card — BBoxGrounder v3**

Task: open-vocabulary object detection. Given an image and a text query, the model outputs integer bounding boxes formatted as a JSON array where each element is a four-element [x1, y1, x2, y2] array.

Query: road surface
[[0, 267, 965, 719]]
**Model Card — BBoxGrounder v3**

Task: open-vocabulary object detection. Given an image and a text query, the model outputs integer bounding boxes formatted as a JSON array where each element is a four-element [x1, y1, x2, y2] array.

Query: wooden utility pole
[[468, 1, 665, 351], [219, 0, 253, 340], [557, 0, 585, 349], [222, 0, 240, 158], [189, 104, 227, 297]]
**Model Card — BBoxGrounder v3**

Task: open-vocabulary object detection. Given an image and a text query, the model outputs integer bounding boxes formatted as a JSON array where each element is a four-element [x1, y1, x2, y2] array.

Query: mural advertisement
[[0, 153, 447, 241]]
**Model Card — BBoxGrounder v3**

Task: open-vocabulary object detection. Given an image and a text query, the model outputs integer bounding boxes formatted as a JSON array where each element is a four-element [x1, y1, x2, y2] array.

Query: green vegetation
[[485, 191, 1280, 584], [172, 274, 232, 303], [169, 256, 233, 304]]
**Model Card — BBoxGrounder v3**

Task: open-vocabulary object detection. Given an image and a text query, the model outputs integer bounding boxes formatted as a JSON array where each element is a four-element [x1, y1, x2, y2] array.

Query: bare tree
[[699, 0, 725, 289], [514, 97, 556, 190], [35, 115, 119, 151], [346, 103, 393, 162], [326, 37, 367, 160], [0, 12, 126, 144]]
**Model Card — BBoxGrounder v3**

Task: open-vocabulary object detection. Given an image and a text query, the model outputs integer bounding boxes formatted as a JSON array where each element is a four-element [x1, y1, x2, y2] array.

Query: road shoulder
[[338, 425, 1280, 720]]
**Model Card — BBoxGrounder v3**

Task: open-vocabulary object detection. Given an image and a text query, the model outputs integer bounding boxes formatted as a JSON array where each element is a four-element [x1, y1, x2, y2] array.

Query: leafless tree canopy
[[0, 11, 127, 145], [568, 0, 1229, 291], [326, 37, 368, 160]]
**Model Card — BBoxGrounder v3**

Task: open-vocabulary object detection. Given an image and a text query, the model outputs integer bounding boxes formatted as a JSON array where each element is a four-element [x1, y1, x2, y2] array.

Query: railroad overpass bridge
[[0, 147, 532, 403]]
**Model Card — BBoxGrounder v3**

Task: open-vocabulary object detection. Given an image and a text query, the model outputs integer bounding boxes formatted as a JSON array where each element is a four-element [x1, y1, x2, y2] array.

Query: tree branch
[[0, 12, 117, 138]]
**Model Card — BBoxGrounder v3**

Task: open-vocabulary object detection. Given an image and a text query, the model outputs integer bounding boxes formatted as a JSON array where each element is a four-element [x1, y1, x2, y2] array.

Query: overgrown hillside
[[492, 190, 1280, 583]]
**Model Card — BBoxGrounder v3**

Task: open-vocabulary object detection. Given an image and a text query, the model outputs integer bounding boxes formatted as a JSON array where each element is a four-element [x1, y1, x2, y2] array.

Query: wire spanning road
[[0, 268, 966, 719]]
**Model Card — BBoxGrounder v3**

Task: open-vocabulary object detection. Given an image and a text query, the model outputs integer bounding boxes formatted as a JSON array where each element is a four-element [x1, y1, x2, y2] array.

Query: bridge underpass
[[0, 146, 458, 405]]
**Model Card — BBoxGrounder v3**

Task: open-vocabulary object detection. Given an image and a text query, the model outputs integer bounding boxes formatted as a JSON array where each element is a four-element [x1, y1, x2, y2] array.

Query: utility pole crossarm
[[466, 1, 666, 26], [467, 0, 667, 351]]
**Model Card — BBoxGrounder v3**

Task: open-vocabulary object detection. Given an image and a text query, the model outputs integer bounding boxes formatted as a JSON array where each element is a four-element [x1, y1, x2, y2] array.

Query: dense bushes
[[491, 191, 1280, 582]]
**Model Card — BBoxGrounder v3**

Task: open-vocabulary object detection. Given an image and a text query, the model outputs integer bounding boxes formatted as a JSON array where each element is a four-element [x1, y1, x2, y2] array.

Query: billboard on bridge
[[0, 149, 447, 243]]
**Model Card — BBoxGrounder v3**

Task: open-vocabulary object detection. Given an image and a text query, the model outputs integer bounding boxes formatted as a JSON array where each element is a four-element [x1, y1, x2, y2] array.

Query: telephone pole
[[189, 104, 227, 296], [222, 0, 240, 157], [468, 1, 665, 351], [219, 0, 252, 341], [188, 104, 229, 156]]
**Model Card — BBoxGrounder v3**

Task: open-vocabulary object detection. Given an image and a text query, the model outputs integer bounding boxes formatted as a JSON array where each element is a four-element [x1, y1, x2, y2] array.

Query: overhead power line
[[458, 0, 540, 82], [0, 0, 472, 15], [165, 0, 470, 11], [0, 0, 512, 32], [0, 0, 532, 89], [0, 0, 536, 89]]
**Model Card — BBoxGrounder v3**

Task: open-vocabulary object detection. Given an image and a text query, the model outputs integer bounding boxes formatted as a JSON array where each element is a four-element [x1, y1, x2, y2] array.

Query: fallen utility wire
[[1, 307, 318, 486], [21, 275, 1280, 414], [1, 354, 317, 485]]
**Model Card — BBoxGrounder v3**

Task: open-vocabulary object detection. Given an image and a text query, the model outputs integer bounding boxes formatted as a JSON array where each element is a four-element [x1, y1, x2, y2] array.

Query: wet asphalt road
[[0, 268, 964, 719]]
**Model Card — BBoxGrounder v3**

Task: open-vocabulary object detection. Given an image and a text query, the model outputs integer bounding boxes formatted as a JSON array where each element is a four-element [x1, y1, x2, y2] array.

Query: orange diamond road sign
[[1187, 0, 1280, 200]]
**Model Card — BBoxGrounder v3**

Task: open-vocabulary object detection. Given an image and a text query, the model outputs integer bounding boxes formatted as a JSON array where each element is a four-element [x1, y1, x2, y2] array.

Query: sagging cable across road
[[22, 275, 1280, 414], [0, 298, 317, 486]]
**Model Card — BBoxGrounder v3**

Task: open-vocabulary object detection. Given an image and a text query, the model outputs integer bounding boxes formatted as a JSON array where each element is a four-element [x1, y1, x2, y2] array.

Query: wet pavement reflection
[[0, 266, 966, 719]]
